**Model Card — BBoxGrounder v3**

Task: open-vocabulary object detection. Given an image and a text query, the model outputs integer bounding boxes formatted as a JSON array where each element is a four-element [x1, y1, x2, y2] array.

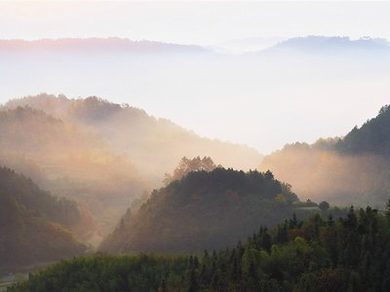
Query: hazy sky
[[1, 1, 390, 154], [1, 1, 390, 45]]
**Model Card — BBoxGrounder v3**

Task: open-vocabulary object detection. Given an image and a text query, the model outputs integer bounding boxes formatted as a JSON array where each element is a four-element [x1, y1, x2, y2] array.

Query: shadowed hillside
[[0, 106, 146, 245], [99, 165, 307, 253], [0, 167, 87, 271], [11, 205, 389, 292]]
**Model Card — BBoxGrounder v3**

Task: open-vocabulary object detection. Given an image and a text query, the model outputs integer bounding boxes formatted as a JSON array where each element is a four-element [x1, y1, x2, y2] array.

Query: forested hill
[[99, 166, 317, 253], [260, 105, 390, 206], [0, 167, 81, 228], [4, 94, 263, 180], [10, 205, 390, 291], [0, 167, 87, 270], [0, 106, 146, 245], [335, 105, 390, 155]]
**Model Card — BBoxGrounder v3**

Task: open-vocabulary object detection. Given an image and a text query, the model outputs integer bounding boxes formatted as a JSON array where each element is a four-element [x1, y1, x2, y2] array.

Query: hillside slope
[[100, 167, 302, 253], [0, 167, 86, 270], [5, 94, 263, 181], [0, 106, 146, 244], [260, 105, 390, 206], [11, 206, 388, 292]]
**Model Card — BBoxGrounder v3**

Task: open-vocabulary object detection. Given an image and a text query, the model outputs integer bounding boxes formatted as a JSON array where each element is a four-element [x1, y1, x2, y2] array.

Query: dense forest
[[335, 105, 390, 155], [0, 167, 81, 227], [100, 160, 337, 253], [9, 204, 390, 291], [260, 105, 390, 206], [0, 167, 87, 270]]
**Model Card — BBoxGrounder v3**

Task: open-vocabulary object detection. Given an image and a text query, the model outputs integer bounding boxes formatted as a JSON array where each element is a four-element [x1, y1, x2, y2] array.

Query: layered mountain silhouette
[[0, 105, 146, 244], [2, 94, 262, 245], [2, 36, 388, 56], [0, 38, 208, 55], [5, 94, 263, 180]]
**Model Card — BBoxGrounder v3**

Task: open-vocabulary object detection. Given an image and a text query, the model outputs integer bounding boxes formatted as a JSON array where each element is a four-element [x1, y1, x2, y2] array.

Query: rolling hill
[[0, 167, 87, 271], [99, 166, 305, 253], [260, 105, 390, 206], [10, 205, 390, 292], [0, 106, 146, 245], [1, 94, 263, 245], [5, 94, 263, 181]]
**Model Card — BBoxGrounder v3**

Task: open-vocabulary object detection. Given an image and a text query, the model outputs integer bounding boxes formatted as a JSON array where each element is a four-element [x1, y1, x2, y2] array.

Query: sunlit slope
[[260, 105, 390, 206], [5, 94, 263, 182]]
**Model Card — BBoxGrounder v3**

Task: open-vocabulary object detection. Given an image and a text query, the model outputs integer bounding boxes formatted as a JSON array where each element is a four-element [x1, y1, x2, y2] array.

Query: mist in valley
[[0, 93, 263, 247], [1, 37, 390, 154], [260, 142, 390, 207], [1, 37, 390, 246], [2, 2, 390, 289]]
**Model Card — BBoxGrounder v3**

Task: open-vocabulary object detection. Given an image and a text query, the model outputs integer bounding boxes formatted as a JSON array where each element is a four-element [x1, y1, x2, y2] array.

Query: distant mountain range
[[1, 36, 389, 56], [263, 36, 390, 55], [0, 38, 208, 55], [214, 36, 287, 54]]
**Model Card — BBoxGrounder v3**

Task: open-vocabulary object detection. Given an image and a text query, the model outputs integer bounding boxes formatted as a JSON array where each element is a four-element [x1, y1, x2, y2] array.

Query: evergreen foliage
[[0, 167, 87, 270], [10, 206, 390, 291], [100, 168, 301, 253]]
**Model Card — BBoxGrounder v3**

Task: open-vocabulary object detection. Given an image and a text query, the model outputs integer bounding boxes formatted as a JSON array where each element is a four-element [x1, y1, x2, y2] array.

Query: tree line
[[9, 202, 390, 291]]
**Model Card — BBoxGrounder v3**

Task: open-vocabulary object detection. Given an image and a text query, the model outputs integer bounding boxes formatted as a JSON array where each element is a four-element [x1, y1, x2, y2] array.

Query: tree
[[382, 259, 390, 292], [289, 213, 299, 228], [319, 201, 330, 212], [261, 228, 272, 253], [188, 268, 199, 292], [163, 156, 217, 185], [386, 198, 390, 223], [10, 207, 390, 292]]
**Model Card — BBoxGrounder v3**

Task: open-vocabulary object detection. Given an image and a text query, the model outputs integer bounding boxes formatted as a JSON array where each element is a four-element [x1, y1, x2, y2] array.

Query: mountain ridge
[[0, 38, 209, 55], [262, 36, 390, 55], [4, 94, 263, 179], [260, 105, 390, 206], [0, 105, 146, 245], [99, 166, 308, 253]]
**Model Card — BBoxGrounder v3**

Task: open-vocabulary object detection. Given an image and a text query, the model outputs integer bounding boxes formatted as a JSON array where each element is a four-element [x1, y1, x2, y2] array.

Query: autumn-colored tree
[[163, 156, 217, 185]]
